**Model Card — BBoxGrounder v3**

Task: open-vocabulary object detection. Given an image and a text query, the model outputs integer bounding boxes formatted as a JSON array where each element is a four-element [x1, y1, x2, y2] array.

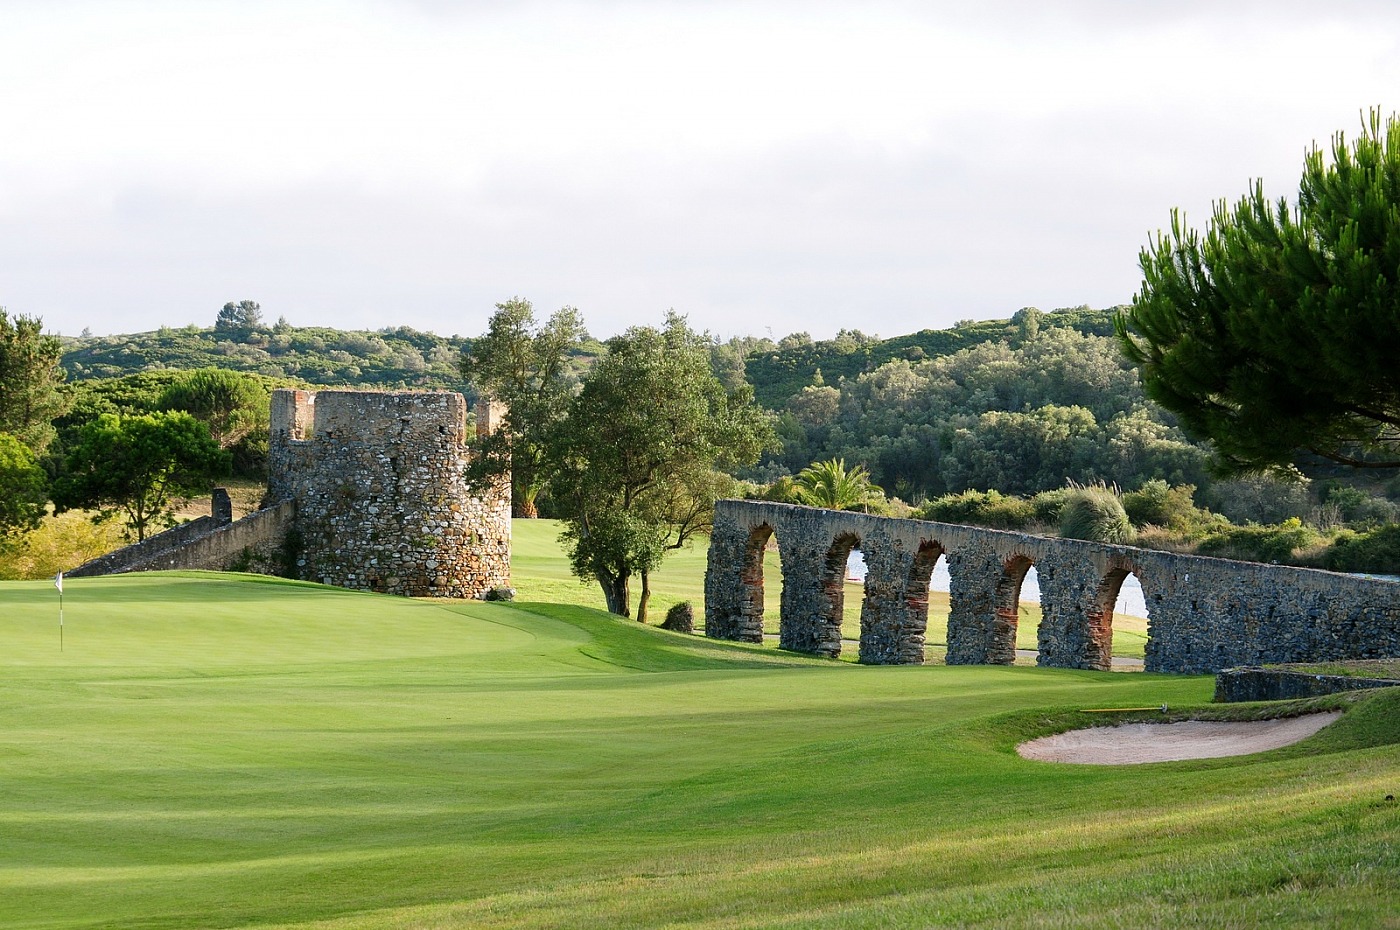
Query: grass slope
[[2, 572, 1397, 929]]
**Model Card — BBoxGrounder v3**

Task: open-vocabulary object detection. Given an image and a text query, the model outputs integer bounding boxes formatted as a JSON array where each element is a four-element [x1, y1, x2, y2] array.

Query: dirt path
[[1017, 712, 1342, 765]]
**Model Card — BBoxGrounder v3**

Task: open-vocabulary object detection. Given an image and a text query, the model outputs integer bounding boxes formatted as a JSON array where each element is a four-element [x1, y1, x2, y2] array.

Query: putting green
[[1, 572, 1396, 929]]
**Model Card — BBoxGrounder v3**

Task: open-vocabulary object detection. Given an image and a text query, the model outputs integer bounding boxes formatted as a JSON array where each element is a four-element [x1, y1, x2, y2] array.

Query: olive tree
[[549, 313, 773, 621]]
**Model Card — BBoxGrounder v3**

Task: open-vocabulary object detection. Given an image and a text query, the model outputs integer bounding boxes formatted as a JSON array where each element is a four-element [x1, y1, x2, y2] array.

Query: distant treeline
[[58, 305, 1191, 503]]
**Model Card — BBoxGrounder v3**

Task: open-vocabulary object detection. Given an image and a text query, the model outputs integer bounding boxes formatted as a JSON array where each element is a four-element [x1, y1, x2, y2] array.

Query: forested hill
[[61, 305, 1122, 411], [738, 305, 1119, 409], [61, 323, 477, 389]]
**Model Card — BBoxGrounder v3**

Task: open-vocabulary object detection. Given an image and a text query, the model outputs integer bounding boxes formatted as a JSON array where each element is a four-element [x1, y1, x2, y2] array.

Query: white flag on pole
[[54, 571, 63, 594]]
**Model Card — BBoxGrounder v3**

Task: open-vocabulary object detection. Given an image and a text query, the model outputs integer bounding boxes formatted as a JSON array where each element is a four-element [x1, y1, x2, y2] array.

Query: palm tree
[[792, 458, 882, 512]]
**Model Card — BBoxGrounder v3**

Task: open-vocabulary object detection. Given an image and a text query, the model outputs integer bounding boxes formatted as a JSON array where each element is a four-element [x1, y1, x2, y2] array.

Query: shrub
[[1195, 518, 1321, 564], [918, 490, 1036, 530], [1059, 486, 1135, 544], [1320, 525, 1400, 574], [1123, 479, 1201, 529], [660, 602, 695, 633], [1030, 488, 1071, 525], [758, 476, 801, 504]]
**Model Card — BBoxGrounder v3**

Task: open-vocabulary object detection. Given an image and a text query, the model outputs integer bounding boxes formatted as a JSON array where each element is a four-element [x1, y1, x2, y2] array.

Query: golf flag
[[56, 571, 64, 651]]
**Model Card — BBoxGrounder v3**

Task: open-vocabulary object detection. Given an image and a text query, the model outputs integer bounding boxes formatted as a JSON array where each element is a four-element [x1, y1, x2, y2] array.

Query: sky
[[2, 1, 1399, 341]]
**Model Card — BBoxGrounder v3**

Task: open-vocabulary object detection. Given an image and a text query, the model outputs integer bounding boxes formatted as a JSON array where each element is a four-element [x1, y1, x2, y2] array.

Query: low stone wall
[[69, 500, 295, 578], [144, 501, 296, 575], [705, 500, 1400, 674], [1214, 667, 1400, 702], [68, 490, 236, 577], [67, 514, 222, 578]]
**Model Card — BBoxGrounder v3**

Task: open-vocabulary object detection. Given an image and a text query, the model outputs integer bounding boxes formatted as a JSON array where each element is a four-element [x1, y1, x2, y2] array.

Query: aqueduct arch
[[705, 500, 1400, 674], [992, 554, 1036, 666]]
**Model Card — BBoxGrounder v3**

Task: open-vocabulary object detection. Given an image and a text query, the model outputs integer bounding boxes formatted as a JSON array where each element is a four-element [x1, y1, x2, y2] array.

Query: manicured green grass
[[511, 518, 710, 620], [2, 571, 1397, 929], [511, 520, 1150, 661]]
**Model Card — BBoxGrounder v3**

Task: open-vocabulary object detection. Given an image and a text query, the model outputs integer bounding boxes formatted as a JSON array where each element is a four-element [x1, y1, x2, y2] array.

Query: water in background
[[846, 549, 1148, 618]]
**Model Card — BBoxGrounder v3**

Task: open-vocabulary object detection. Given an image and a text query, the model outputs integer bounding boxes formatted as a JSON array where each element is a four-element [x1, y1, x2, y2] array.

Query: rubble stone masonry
[[72, 389, 510, 599], [705, 500, 1400, 674]]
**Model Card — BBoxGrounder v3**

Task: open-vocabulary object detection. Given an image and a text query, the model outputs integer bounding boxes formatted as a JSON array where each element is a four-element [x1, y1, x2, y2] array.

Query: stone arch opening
[[738, 523, 776, 643], [992, 554, 1036, 665], [1090, 565, 1148, 671], [904, 540, 946, 663], [820, 531, 862, 658]]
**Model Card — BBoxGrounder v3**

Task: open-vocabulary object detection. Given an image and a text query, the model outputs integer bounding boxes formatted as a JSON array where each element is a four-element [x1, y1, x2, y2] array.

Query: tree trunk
[[637, 569, 651, 624], [597, 570, 631, 617]]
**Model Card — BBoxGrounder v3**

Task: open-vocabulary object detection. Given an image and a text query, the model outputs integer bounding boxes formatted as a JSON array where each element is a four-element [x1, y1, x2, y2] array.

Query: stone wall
[[68, 489, 234, 577], [705, 500, 1400, 674], [72, 389, 511, 599], [1215, 667, 1400, 702]]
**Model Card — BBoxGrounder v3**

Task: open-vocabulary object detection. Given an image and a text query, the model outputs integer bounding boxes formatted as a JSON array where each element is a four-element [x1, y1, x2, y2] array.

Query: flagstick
[[56, 571, 65, 652]]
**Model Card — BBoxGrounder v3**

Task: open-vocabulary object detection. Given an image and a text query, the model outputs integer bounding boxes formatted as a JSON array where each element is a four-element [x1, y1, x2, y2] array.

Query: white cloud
[[2, 0, 1399, 337]]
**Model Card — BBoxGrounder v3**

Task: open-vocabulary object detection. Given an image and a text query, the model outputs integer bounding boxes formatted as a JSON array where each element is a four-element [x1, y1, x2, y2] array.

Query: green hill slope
[[2, 572, 1396, 929]]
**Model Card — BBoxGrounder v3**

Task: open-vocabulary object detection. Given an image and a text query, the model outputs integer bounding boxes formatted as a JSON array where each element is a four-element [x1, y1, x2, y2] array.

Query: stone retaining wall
[[705, 500, 1400, 674], [1214, 667, 1400, 702]]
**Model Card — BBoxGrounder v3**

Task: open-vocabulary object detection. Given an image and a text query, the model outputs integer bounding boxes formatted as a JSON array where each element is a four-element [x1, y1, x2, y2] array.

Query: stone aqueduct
[[704, 500, 1400, 674]]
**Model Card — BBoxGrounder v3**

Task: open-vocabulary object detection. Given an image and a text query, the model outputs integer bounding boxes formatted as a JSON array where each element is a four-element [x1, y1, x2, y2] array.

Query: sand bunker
[[1017, 712, 1341, 765]]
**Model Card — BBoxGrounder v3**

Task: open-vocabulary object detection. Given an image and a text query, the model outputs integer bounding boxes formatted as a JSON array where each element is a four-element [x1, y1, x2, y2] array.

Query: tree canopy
[[53, 411, 230, 541], [0, 308, 68, 455], [460, 298, 585, 517], [1118, 109, 1400, 473], [158, 368, 271, 475], [0, 432, 48, 538], [549, 313, 773, 620], [215, 300, 264, 336]]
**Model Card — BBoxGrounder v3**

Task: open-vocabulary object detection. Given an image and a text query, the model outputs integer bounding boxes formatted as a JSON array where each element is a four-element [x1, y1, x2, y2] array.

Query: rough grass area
[[1275, 658, 1400, 679], [2, 572, 1398, 929]]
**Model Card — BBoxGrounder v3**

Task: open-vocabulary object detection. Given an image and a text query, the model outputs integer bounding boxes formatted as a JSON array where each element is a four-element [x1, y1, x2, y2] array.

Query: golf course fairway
[[2, 571, 1398, 929]]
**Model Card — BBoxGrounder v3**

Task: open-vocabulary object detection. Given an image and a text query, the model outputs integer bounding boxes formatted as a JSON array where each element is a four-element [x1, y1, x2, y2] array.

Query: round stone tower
[[267, 389, 510, 597]]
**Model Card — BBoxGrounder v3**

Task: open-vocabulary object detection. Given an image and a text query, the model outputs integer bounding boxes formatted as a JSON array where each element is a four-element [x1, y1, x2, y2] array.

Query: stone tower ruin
[[267, 389, 511, 597], [69, 388, 511, 599]]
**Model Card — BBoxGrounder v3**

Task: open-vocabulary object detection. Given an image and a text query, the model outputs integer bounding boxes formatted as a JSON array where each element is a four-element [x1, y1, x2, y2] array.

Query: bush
[[1030, 488, 1071, 525], [1059, 486, 1135, 544], [1123, 479, 1198, 529], [660, 602, 695, 633], [758, 476, 801, 504], [1195, 518, 1321, 564], [1320, 525, 1400, 574], [918, 490, 1036, 530]]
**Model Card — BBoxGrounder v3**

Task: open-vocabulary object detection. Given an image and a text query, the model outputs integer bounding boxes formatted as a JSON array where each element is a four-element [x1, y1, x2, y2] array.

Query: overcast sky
[[2, 0, 1398, 340]]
